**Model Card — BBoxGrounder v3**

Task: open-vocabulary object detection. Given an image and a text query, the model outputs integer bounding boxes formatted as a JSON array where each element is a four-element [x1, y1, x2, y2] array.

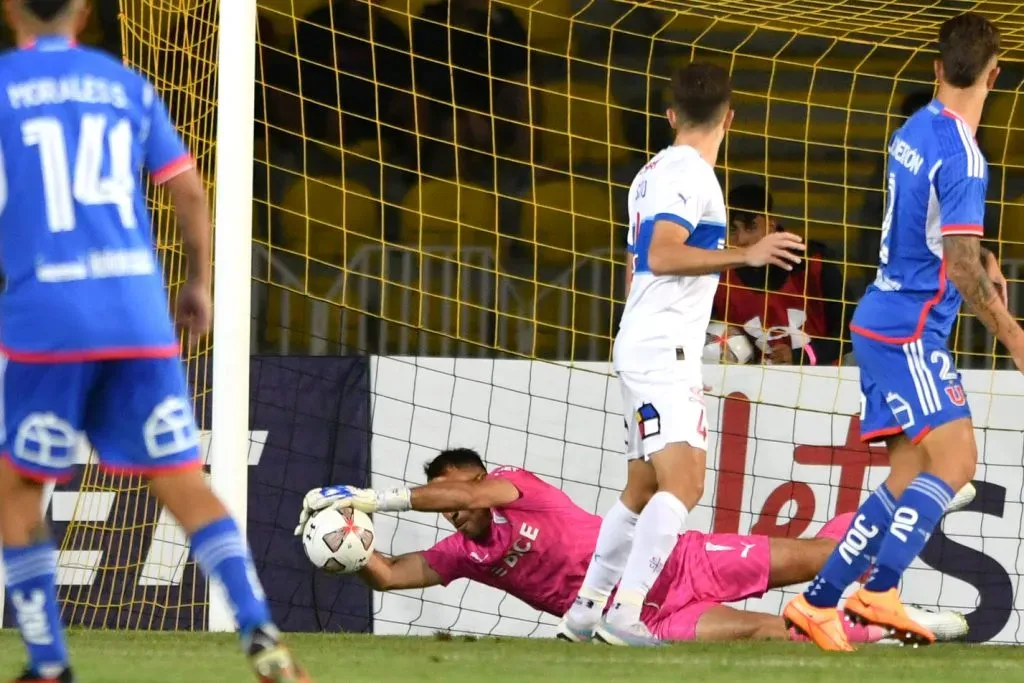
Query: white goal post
[[208, 0, 257, 632]]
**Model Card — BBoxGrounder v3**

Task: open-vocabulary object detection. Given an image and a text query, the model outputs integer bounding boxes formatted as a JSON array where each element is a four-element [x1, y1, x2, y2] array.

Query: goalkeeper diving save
[[295, 449, 970, 642]]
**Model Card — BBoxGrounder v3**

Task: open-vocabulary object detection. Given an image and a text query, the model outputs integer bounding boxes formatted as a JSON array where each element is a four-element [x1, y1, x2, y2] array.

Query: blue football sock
[[190, 516, 272, 636], [804, 485, 896, 608], [866, 473, 953, 593], [3, 542, 69, 677]]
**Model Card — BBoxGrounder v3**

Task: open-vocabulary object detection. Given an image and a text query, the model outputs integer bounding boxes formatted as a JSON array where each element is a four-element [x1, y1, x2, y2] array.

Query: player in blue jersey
[[0, 2, 311, 682], [783, 12, 1024, 652]]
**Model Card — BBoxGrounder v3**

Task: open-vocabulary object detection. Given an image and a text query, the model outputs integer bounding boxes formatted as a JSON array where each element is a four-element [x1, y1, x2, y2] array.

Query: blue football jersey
[[851, 99, 988, 344], [0, 36, 194, 361]]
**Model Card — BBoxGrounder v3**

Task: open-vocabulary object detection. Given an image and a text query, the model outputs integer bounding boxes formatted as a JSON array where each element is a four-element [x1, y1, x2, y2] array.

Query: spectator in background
[[256, 15, 301, 150], [253, 14, 305, 241], [413, 0, 529, 178], [714, 184, 848, 366], [297, 0, 413, 153]]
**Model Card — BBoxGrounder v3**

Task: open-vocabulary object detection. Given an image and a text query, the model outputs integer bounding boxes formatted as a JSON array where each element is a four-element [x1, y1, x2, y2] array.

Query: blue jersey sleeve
[[142, 83, 193, 185], [936, 148, 987, 238]]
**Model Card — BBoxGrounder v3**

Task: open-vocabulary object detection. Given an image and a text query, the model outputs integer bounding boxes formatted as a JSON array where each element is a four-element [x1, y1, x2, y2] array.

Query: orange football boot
[[783, 594, 854, 651], [844, 587, 936, 647]]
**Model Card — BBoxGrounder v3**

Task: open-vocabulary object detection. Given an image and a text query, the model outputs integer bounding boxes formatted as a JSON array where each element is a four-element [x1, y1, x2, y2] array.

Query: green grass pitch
[[1, 631, 1022, 682]]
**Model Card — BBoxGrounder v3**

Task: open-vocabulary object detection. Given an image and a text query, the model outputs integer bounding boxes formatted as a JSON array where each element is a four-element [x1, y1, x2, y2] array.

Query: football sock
[[3, 542, 69, 677], [567, 500, 639, 624], [866, 473, 953, 592], [607, 491, 687, 627], [804, 485, 896, 608], [190, 516, 272, 638]]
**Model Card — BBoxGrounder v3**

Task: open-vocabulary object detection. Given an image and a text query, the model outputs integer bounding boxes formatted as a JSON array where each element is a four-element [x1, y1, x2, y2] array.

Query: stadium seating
[[533, 81, 630, 170], [499, 0, 574, 53], [378, 0, 429, 35], [521, 177, 615, 267], [381, 269, 496, 356], [277, 176, 382, 262], [260, 275, 354, 353], [397, 180, 499, 250], [257, 0, 327, 41], [501, 273, 615, 360]]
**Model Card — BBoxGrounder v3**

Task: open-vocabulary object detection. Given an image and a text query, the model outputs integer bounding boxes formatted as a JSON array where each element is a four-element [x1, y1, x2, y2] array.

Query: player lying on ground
[[0, 2, 308, 682], [782, 12, 1024, 653], [566, 62, 808, 646], [295, 448, 968, 643]]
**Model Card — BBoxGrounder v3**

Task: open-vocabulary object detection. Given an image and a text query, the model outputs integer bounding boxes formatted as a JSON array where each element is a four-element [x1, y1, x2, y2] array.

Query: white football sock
[[607, 491, 688, 627], [566, 500, 639, 624]]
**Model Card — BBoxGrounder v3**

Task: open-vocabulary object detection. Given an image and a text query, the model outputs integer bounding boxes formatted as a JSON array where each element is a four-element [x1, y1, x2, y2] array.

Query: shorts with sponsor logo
[[642, 530, 771, 641], [0, 357, 201, 482], [853, 332, 972, 445], [620, 361, 707, 459]]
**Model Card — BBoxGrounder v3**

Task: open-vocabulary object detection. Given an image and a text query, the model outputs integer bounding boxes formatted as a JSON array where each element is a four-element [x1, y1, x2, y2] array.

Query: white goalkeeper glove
[[293, 485, 412, 536]]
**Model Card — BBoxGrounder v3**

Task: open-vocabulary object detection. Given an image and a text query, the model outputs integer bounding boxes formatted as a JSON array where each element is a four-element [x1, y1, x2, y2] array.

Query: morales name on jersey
[[0, 37, 195, 361], [615, 144, 727, 370], [851, 99, 988, 344]]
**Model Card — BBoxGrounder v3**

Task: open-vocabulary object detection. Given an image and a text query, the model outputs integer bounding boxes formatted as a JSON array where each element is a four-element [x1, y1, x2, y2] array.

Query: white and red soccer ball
[[703, 322, 755, 364], [302, 507, 376, 574]]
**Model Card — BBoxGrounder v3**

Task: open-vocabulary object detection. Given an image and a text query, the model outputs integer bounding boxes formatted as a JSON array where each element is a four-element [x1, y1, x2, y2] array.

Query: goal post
[[209, 0, 258, 632]]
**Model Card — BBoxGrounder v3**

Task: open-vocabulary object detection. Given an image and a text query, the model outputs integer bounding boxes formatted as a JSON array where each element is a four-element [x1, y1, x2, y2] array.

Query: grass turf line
[[0, 631, 1021, 682]]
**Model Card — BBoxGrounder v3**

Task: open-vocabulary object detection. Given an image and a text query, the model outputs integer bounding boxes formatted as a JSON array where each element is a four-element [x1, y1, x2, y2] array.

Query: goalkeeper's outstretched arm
[[359, 551, 443, 591], [295, 478, 521, 534], [302, 478, 520, 515]]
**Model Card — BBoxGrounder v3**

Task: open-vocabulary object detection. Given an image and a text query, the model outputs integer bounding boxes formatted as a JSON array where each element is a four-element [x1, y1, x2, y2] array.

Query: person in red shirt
[[714, 184, 849, 365]]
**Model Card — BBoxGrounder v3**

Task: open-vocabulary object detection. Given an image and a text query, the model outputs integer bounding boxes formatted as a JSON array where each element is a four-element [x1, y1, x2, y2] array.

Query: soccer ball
[[703, 322, 755, 364], [302, 507, 375, 574]]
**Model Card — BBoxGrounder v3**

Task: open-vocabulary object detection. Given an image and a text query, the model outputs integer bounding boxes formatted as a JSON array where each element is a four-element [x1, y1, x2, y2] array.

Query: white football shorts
[[619, 361, 708, 460]]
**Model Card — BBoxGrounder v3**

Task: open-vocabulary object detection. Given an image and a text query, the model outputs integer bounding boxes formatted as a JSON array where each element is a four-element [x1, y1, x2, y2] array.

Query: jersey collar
[[19, 35, 77, 51], [929, 97, 967, 122]]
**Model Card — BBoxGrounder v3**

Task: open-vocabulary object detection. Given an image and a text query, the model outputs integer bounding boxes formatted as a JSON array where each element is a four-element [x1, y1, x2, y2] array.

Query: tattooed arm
[[945, 236, 1024, 358], [978, 246, 1009, 308]]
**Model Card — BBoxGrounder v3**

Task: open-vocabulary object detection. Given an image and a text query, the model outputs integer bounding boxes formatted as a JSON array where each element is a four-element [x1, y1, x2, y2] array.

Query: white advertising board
[[369, 357, 1024, 643]]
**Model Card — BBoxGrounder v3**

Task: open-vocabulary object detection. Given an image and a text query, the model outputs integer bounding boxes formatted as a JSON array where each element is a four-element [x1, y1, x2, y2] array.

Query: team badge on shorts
[[636, 403, 661, 439], [944, 383, 966, 407]]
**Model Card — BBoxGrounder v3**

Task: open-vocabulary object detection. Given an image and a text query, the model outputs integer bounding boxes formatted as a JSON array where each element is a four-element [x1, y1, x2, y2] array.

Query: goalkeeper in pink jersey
[[295, 449, 968, 643]]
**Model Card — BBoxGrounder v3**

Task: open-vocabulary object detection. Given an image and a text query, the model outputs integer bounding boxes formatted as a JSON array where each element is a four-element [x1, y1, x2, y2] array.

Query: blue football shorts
[[853, 332, 972, 444], [0, 356, 201, 482]]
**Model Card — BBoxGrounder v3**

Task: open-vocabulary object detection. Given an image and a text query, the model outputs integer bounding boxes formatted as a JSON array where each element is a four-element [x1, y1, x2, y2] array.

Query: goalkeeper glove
[[293, 485, 412, 536]]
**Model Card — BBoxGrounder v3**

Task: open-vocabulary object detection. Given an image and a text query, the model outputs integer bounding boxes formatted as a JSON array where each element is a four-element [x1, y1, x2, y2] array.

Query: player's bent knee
[[649, 441, 705, 509]]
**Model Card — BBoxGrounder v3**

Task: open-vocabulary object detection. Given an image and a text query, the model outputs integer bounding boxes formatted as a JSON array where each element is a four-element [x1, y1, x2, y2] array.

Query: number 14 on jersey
[[0, 114, 136, 233]]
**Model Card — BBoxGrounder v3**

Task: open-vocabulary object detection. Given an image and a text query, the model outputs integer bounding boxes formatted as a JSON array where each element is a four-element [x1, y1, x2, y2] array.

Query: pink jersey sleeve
[[421, 533, 470, 586], [489, 466, 566, 511]]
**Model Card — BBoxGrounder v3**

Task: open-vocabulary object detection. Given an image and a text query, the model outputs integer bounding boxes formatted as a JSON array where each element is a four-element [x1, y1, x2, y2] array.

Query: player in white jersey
[[558, 63, 806, 646]]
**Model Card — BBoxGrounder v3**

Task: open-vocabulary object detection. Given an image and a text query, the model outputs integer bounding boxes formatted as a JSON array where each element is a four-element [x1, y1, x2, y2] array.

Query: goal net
[[18, 0, 1024, 643], [246, 0, 1024, 642]]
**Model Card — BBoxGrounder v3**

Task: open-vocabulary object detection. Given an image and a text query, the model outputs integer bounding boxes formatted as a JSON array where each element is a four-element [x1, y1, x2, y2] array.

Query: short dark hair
[[728, 183, 773, 226], [670, 63, 732, 128], [424, 448, 486, 481], [938, 13, 1000, 88], [24, 0, 75, 21]]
